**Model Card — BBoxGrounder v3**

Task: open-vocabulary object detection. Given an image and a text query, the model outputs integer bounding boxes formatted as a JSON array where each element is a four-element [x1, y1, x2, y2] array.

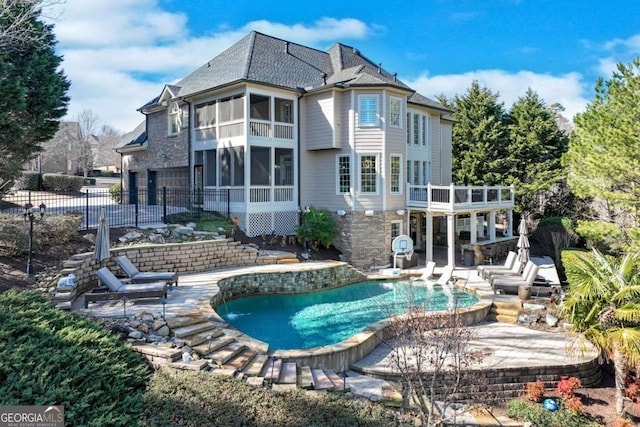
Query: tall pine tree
[[0, 3, 69, 188], [443, 81, 508, 185], [504, 88, 569, 213], [564, 59, 640, 226]]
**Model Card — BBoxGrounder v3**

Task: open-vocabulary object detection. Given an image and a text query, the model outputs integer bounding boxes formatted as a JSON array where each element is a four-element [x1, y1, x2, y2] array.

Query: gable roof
[[115, 121, 146, 152], [141, 31, 446, 112]]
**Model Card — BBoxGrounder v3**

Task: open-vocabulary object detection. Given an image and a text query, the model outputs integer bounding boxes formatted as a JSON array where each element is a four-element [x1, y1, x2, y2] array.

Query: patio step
[[165, 312, 210, 329], [210, 342, 247, 365], [172, 321, 217, 338], [181, 328, 223, 348], [243, 354, 269, 377], [297, 366, 314, 389], [325, 370, 349, 393], [260, 357, 282, 383], [192, 335, 235, 357], [278, 362, 297, 384], [131, 343, 182, 363], [225, 349, 257, 372], [311, 369, 335, 391]]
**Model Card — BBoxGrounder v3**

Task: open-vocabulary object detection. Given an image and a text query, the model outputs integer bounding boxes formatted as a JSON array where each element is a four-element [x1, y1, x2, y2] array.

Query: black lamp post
[[23, 203, 46, 279]]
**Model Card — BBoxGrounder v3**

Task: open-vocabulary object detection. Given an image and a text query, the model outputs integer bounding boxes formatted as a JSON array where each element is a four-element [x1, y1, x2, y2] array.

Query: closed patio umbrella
[[517, 217, 530, 264], [93, 207, 111, 266]]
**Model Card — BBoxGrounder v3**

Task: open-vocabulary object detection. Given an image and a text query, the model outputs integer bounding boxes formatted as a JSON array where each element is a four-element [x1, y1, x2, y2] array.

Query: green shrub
[[575, 220, 624, 254], [506, 400, 599, 427], [141, 370, 394, 426], [0, 213, 81, 256], [109, 183, 122, 204], [296, 206, 338, 251], [42, 174, 84, 191], [0, 291, 151, 426], [14, 172, 41, 190], [538, 216, 573, 230]]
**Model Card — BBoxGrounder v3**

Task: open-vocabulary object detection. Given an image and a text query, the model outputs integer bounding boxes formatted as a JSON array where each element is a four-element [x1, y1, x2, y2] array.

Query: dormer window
[[168, 102, 180, 136]]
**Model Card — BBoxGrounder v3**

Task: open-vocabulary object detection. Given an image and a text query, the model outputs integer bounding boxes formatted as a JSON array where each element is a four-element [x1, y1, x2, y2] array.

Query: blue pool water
[[216, 281, 479, 350]]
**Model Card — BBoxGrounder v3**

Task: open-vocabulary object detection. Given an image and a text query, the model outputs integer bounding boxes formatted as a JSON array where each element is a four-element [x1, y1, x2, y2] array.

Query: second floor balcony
[[407, 183, 515, 213]]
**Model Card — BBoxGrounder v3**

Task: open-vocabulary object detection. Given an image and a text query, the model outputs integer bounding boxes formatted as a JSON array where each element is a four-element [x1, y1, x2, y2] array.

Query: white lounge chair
[[414, 265, 454, 288], [115, 255, 178, 286], [477, 251, 517, 279], [419, 261, 436, 280], [491, 262, 539, 295], [484, 255, 524, 280]]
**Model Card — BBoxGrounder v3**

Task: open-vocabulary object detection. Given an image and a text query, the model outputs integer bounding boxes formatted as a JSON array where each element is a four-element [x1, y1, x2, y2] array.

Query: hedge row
[[14, 172, 84, 191]]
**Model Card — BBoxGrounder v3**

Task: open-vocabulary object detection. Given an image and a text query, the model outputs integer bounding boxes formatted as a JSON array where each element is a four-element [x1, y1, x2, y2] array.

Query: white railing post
[[427, 183, 432, 209], [450, 183, 455, 210]]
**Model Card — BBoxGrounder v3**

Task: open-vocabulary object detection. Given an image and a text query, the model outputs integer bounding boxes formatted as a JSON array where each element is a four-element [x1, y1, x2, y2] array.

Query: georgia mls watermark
[[0, 406, 64, 427]]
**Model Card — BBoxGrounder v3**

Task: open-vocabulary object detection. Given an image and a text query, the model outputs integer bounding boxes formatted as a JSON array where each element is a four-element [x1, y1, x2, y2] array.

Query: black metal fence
[[0, 187, 230, 230]]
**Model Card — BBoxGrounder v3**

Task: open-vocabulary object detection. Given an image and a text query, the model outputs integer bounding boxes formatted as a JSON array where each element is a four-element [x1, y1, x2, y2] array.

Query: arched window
[[168, 102, 180, 135]]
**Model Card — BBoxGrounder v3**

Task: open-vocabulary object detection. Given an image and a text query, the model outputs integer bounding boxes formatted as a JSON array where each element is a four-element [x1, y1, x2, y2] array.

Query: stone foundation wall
[[333, 211, 402, 270]]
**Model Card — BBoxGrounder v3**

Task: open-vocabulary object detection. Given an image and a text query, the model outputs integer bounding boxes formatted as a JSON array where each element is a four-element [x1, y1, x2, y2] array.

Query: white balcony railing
[[249, 185, 295, 203], [249, 120, 294, 140], [407, 183, 515, 211]]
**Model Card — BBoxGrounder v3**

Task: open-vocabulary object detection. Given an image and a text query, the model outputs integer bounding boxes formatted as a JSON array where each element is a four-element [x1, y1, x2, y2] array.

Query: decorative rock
[[157, 228, 171, 237], [518, 313, 540, 325], [141, 313, 155, 322], [172, 226, 194, 237], [138, 323, 150, 333], [546, 313, 559, 327], [186, 222, 197, 229], [119, 231, 143, 242], [148, 234, 165, 244], [83, 233, 96, 244], [522, 303, 546, 311], [128, 330, 143, 339], [129, 320, 142, 328], [156, 325, 170, 337], [152, 320, 166, 331]]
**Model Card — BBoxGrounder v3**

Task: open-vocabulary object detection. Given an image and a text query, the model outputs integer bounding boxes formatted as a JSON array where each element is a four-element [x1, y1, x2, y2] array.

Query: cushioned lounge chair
[[414, 265, 454, 288], [477, 251, 517, 279], [490, 262, 539, 295], [84, 267, 168, 308], [115, 255, 178, 286], [484, 256, 525, 281]]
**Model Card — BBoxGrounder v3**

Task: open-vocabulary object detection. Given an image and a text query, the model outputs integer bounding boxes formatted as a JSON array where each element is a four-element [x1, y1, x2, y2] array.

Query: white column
[[489, 211, 496, 241], [425, 212, 433, 264], [506, 210, 513, 237], [447, 214, 456, 268], [470, 212, 477, 244]]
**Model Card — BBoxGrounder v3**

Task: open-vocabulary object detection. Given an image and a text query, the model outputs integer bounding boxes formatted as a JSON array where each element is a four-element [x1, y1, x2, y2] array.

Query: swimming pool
[[216, 280, 479, 350]]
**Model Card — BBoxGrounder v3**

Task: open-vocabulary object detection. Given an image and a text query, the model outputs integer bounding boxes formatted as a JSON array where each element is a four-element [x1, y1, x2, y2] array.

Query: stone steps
[[192, 335, 235, 357], [210, 342, 247, 365], [260, 357, 282, 383], [182, 328, 224, 348], [226, 349, 257, 372], [243, 354, 269, 377], [172, 321, 217, 338], [278, 362, 297, 384], [297, 366, 314, 389], [311, 369, 335, 391]]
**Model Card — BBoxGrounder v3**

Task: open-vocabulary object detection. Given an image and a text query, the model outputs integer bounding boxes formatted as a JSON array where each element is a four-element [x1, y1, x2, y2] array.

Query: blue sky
[[46, 0, 640, 132]]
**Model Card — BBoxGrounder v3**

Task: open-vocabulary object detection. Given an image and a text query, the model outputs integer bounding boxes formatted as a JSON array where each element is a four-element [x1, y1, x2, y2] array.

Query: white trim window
[[168, 102, 180, 135], [406, 113, 411, 144], [391, 220, 403, 240], [390, 155, 402, 194], [423, 160, 430, 184], [359, 154, 378, 194], [389, 97, 402, 128], [337, 155, 351, 194], [358, 95, 378, 127], [413, 114, 420, 144], [413, 160, 420, 185], [422, 114, 430, 146]]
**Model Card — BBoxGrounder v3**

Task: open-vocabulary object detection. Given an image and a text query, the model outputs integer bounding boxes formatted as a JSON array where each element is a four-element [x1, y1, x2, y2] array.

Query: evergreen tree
[[563, 59, 640, 226], [443, 81, 507, 185], [504, 88, 569, 213], [0, 3, 69, 188]]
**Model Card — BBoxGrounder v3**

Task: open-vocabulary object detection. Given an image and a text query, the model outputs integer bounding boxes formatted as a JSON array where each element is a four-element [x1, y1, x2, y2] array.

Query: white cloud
[[406, 70, 589, 121], [46, 1, 374, 132]]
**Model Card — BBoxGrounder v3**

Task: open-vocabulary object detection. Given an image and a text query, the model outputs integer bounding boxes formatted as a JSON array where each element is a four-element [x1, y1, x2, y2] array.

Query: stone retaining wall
[[53, 239, 296, 308]]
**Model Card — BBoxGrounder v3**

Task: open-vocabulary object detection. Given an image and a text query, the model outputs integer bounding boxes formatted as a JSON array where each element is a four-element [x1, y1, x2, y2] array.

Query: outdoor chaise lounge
[[490, 262, 539, 295], [477, 251, 517, 279], [413, 265, 454, 288], [115, 255, 178, 286], [483, 256, 525, 281], [419, 261, 436, 280], [84, 267, 169, 308]]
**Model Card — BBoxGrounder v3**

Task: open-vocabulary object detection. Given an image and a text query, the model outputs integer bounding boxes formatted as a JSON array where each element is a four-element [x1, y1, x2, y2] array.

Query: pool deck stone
[[72, 259, 597, 426]]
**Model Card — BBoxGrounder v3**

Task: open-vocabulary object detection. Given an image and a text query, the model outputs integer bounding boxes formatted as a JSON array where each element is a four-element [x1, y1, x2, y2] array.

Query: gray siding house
[[117, 31, 514, 269]]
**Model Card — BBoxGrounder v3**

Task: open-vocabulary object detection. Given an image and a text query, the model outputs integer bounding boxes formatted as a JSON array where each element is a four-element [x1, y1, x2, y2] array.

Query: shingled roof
[[142, 31, 447, 111]]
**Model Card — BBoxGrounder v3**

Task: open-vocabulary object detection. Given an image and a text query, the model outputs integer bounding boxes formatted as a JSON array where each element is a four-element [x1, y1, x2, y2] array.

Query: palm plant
[[562, 249, 640, 414]]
